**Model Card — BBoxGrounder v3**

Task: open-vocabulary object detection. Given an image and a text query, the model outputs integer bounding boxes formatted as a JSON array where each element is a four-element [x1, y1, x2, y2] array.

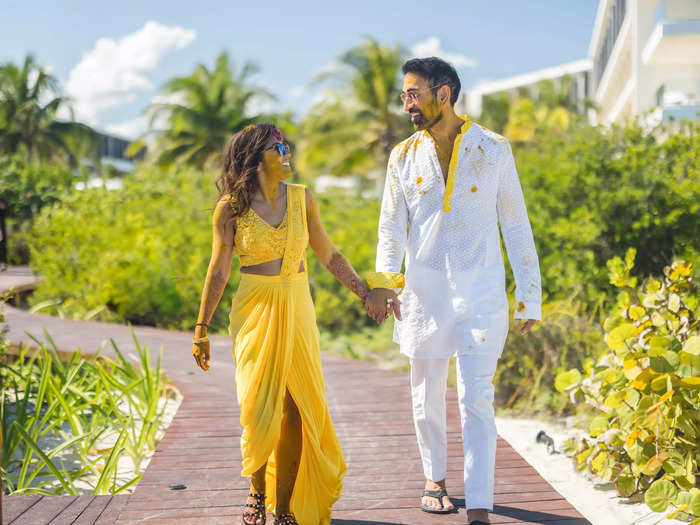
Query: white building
[[462, 59, 592, 117], [461, 0, 700, 125]]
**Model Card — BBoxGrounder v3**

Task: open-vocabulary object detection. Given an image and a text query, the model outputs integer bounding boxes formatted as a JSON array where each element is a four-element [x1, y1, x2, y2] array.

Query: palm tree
[[298, 38, 411, 182], [0, 55, 94, 165], [132, 52, 273, 169]]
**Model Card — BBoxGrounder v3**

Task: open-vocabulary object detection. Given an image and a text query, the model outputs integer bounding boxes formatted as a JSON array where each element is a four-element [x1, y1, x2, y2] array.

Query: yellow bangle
[[192, 336, 209, 344], [366, 272, 405, 293]]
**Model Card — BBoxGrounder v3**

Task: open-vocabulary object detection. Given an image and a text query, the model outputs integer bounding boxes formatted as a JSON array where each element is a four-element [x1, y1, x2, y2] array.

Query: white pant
[[410, 350, 501, 511]]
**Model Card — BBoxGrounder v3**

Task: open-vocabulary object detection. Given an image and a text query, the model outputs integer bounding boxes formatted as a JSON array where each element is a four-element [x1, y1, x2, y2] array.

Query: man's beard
[[410, 109, 442, 130]]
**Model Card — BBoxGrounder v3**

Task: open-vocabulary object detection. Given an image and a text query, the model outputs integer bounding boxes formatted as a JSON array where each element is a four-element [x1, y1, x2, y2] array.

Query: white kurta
[[376, 120, 542, 358]]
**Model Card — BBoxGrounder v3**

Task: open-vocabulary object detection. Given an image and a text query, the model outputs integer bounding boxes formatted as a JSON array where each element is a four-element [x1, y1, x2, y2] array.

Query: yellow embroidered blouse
[[234, 206, 288, 266], [231, 184, 309, 275]]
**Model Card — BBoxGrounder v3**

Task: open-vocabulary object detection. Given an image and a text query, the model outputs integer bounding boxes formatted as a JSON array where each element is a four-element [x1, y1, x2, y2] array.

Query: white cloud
[[66, 21, 196, 125], [104, 91, 187, 140], [410, 37, 478, 69]]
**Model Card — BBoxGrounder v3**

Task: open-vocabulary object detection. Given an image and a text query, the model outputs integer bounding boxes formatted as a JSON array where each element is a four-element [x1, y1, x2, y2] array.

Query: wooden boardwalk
[[2, 268, 590, 524]]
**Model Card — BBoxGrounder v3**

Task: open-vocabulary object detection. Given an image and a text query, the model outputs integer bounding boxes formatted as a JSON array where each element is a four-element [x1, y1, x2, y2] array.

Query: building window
[[595, 0, 627, 85]]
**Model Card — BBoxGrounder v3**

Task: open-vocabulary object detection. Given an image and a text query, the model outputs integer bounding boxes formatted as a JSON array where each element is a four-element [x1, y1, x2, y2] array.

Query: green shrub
[[556, 249, 699, 521], [309, 192, 380, 332], [495, 297, 605, 415], [0, 155, 83, 264], [27, 165, 236, 331], [514, 120, 700, 309]]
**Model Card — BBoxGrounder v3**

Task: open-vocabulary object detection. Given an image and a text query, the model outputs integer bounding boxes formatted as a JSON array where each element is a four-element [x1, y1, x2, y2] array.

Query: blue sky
[[1, 0, 598, 139]]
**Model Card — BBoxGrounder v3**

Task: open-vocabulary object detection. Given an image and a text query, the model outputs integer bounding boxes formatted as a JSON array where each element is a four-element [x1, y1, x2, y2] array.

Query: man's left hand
[[520, 319, 537, 334]]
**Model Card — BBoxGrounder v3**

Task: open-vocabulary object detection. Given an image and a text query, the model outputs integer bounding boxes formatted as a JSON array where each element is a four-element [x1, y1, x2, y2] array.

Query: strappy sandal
[[274, 513, 297, 525], [420, 488, 456, 514], [242, 492, 266, 524]]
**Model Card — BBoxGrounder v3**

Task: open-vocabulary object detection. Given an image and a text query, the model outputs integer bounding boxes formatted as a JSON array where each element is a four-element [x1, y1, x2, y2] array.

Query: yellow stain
[[477, 145, 485, 154], [517, 301, 525, 312], [416, 177, 423, 185], [471, 186, 477, 193]]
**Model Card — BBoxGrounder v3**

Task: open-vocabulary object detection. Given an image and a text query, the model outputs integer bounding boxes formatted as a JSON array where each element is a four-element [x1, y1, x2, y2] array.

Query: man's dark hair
[[402, 57, 461, 106]]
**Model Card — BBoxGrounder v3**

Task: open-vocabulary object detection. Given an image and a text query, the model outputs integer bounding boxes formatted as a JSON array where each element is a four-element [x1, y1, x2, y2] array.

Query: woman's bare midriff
[[240, 258, 305, 276]]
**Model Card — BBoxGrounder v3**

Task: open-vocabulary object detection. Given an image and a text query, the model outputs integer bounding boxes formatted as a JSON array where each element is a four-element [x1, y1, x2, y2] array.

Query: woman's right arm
[[192, 199, 236, 371]]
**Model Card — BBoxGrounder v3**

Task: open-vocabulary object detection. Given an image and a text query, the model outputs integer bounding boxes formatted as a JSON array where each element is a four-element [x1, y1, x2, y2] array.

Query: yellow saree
[[229, 184, 346, 524]]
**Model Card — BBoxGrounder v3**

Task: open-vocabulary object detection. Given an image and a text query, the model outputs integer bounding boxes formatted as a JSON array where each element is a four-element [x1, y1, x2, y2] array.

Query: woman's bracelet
[[195, 322, 208, 327], [192, 336, 209, 344]]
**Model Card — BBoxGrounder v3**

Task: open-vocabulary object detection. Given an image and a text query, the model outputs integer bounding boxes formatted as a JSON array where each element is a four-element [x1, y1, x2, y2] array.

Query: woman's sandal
[[242, 492, 266, 525], [273, 513, 297, 525], [420, 488, 456, 514]]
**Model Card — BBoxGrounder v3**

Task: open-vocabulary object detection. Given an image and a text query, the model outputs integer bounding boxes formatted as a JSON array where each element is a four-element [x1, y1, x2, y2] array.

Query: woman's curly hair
[[216, 123, 281, 217]]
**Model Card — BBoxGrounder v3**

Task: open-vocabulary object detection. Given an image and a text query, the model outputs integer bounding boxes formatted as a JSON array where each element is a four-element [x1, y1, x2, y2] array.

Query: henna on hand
[[198, 270, 228, 327], [325, 252, 370, 302]]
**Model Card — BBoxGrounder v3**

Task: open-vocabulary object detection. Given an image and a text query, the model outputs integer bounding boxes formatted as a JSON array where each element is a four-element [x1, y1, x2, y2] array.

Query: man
[[365, 57, 541, 523]]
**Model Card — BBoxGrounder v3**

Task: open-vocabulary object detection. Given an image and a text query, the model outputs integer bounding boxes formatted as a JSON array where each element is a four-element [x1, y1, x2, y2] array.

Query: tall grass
[[0, 327, 179, 495]]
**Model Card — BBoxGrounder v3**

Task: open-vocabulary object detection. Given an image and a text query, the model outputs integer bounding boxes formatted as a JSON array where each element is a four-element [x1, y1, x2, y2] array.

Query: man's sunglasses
[[267, 142, 290, 156]]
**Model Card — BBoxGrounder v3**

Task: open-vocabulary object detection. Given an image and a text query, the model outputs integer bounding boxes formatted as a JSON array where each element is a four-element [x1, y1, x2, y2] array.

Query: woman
[[191, 124, 378, 525]]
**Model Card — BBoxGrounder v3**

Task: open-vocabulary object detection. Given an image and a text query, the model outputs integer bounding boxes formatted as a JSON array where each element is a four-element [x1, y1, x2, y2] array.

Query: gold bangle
[[192, 336, 209, 344]]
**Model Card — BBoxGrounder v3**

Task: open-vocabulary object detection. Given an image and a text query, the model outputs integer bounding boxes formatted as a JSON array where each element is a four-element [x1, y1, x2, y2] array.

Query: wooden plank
[[94, 496, 129, 525], [48, 496, 96, 525], [3, 494, 43, 524], [71, 497, 112, 525], [9, 496, 76, 525]]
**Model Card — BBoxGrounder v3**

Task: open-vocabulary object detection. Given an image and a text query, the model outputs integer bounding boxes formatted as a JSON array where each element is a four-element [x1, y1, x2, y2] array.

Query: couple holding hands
[[192, 56, 541, 525]]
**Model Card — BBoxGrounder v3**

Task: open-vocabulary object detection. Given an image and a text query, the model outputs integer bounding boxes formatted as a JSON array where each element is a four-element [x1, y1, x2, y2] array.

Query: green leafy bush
[[27, 165, 235, 330], [0, 154, 83, 263], [309, 192, 379, 332], [495, 297, 605, 415], [556, 249, 699, 521], [514, 120, 700, 308]]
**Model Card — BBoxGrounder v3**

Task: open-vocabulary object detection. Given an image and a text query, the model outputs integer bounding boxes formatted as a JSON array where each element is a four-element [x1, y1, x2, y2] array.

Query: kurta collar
[[442, 115, 472, 212]]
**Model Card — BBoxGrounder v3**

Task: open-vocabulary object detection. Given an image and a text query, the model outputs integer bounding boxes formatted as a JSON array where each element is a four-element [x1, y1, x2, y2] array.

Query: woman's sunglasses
[[267, 142, 290, 156]]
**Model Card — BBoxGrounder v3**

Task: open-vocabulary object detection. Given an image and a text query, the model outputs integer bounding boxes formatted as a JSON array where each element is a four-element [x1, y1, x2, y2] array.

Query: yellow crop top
[[233, 184, 308, 268]]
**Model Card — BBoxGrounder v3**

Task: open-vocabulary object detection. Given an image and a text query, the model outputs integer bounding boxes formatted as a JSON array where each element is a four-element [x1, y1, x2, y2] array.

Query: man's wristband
[[192, 336, 209, 344], [366, 272, 405, 292]]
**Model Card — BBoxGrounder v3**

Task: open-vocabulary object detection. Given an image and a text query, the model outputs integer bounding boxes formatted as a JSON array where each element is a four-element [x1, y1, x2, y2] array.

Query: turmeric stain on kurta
[[517, 301, 525, 313]]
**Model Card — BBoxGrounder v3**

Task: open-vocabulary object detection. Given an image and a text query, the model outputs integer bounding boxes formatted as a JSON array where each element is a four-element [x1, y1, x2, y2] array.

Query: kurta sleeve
[[496, 140, 542, 320], [370, 150, 408, 290]]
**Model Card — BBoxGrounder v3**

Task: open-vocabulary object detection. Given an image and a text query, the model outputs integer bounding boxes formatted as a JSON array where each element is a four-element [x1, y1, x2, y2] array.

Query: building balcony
[[642, 0, 700, 65]]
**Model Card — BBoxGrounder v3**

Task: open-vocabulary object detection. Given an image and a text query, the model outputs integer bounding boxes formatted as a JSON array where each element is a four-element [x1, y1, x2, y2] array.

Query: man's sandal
[[420, 488, 455, 514], [242, 492, 266, 524], [274, 514, 297, 524]]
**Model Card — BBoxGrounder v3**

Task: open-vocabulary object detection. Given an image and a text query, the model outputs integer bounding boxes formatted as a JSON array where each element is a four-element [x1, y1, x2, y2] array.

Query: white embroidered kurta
[[376, 119, 542, 358]]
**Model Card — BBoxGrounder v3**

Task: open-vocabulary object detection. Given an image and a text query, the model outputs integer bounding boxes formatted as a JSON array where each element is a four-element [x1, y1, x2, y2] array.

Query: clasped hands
[[364, 288, 402, 325]]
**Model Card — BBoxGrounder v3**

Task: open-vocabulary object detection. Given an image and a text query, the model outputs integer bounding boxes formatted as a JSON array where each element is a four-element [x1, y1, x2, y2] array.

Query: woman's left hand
[[192, 340, 211, 371]]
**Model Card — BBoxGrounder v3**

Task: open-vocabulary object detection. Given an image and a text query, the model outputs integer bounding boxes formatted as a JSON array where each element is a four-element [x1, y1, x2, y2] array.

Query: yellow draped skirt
[[229, 271, 346, 525]]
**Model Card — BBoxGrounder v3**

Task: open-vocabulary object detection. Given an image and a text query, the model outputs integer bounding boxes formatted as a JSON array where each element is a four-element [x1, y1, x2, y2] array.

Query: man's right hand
[[365, 288, 402, 324]]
